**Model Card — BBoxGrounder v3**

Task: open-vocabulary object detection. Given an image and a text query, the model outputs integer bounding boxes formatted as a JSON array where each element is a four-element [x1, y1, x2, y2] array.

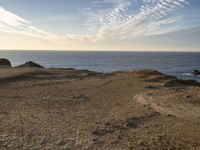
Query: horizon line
[[0, 49, 200, 52]]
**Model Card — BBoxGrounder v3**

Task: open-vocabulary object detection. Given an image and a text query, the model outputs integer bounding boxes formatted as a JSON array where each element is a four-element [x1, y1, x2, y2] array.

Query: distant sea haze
[[0, 51, 200, 82]]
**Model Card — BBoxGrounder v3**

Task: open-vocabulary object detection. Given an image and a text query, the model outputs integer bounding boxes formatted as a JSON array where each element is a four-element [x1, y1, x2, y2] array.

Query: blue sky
[[0, 0, 200, 51]]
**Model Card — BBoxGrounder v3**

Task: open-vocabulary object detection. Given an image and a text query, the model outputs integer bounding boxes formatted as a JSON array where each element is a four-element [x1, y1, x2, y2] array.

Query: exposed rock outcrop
[[163, 79, 200, 87], [193, 70, 200, 76], [0, 58, 11, 67], [17, 61, 44, 68]]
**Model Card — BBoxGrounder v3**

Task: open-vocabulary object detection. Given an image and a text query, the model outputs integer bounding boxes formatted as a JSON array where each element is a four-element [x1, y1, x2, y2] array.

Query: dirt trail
[[134, 92, 200, 120]]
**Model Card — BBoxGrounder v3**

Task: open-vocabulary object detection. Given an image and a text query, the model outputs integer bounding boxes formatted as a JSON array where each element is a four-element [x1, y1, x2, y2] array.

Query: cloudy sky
[[0, 0, 200, 51]]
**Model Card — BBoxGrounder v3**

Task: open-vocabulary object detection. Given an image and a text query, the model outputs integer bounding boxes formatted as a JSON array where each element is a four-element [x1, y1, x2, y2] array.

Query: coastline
[[1, 51, 200, 82], [0, 67, 200, 149]]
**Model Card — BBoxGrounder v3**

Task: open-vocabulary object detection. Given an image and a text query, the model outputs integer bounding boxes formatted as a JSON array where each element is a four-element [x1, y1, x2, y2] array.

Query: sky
[[0, 0, 200, 51]]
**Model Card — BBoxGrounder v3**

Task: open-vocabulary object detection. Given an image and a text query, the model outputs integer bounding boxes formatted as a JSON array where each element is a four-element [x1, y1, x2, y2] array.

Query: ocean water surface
[[0, 51, 200, 82]]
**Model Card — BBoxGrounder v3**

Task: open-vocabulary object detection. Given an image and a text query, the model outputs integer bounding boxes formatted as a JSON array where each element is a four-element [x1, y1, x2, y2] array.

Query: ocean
[[0, 51, 200, 82]]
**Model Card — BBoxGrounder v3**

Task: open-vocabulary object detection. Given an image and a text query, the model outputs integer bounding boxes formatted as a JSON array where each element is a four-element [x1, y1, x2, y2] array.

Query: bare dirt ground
[[0, 68, 200, 150]]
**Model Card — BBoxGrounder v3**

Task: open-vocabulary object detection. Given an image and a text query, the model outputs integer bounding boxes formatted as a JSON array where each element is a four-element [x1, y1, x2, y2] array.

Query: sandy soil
[[0, 68, 200, 150]]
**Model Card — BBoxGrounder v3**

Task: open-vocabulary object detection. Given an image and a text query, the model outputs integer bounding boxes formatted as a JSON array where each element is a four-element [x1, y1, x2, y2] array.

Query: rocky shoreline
[[1, 58, 200, 86]]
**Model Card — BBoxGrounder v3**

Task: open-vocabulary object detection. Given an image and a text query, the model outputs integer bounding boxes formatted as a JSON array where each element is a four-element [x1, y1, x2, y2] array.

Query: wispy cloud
[[94, 0, 190, 40], [0, 7, 57, 40], [80, 0, 131, 29], [0, 0, 192, 44]]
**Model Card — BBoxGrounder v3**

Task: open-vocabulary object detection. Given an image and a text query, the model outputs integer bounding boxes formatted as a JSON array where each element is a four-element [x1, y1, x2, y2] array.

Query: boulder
[[0, 58, 11, 67], [17, 61, 44, 68], [193, 70, 200, 76]]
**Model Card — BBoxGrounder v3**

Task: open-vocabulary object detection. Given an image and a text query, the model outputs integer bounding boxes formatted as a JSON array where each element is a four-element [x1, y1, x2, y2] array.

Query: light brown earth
[[0, 68, 200, 150]]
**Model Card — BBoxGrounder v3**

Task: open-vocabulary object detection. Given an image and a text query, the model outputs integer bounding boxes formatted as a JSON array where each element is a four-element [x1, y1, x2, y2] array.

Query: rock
[[145, 85, 159, 89], [163, 79, 200, 87], [0, 58, 11, 67], [137, 70, 164, 76], [17, 61, 44, 68], [193, 70, 200, 76]]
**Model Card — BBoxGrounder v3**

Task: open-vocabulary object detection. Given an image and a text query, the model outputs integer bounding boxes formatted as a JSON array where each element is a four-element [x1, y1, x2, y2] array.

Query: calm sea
[[0, 51, 200, 82]]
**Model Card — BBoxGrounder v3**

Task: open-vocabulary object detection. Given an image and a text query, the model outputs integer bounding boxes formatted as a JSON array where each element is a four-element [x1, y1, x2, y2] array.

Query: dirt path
[[134, 91, 200, 121]]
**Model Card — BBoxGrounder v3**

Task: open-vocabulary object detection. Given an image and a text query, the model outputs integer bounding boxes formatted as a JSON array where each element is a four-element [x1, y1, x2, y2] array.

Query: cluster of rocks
[[0, 58, 44, 68]]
